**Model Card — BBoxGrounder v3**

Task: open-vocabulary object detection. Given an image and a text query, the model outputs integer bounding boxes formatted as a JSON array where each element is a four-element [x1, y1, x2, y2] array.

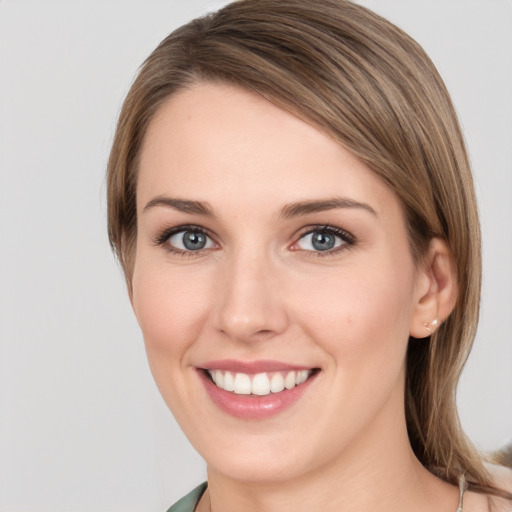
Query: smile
[[207, 369, 313, 396], [199, 363, 319, 419]]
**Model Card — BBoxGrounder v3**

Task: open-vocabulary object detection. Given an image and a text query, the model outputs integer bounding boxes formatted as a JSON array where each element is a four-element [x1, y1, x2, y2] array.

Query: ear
[[409, 238, 458, 339]]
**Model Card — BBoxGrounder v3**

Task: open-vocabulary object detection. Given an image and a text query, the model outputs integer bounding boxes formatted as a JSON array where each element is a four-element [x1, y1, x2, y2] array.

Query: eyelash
[[153, 224, 356, 257], [294, 225, 356, 257], [154, 224, 215, 257]]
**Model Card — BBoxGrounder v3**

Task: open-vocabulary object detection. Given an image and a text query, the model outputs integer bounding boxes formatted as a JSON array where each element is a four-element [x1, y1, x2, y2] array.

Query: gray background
[[1, 1, 511, 511]]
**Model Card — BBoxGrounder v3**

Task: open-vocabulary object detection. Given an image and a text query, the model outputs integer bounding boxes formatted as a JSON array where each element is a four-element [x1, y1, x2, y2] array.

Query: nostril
[[255, 329, 274, 336], [218, 327, 279, 343]]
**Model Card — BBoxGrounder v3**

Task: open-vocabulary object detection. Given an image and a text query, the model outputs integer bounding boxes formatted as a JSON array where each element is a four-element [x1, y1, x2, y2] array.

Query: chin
[[206, 447, 307, 484], [191, 420, 341, 486]]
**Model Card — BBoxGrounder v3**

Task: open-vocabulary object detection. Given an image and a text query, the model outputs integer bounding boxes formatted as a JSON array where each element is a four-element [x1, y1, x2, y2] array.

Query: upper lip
[[198, 359, 315, 374]]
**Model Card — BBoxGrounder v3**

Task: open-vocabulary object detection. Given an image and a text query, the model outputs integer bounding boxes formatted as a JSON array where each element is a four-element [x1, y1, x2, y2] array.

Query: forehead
[[137, 82, 398, 219]]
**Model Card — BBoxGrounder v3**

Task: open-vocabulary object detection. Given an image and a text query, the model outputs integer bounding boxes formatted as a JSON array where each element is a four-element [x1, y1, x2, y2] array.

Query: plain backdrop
[[1, 1, 511, 511]]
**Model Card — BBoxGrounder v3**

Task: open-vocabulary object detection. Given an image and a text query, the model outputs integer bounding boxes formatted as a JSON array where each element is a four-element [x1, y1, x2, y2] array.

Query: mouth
[[205, 368, 316, 396], [197, 362, 320, 419]]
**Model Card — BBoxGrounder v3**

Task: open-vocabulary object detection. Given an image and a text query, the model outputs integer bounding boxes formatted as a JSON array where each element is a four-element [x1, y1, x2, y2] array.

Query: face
[[132, 82, 429, 483]]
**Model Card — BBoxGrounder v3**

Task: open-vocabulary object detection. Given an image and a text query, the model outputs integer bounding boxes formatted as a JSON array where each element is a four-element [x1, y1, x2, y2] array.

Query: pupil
[[183, 232, 206, 250], [312, 232, 334, 251]]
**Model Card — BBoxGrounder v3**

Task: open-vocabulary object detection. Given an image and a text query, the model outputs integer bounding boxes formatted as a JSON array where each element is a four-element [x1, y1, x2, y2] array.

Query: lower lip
[[198, 370, 317, 420]]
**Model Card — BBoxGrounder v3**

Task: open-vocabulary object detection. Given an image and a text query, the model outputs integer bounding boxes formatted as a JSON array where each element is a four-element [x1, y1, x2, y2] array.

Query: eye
[[170, 230, 214, 251], [156, 226, 216, 253], [293, 226, 354, 253]]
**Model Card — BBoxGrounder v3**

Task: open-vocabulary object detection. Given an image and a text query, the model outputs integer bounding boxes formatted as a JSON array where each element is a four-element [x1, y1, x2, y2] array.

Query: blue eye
[[296, 227, 353, 253], [157, 227, 215, 253]]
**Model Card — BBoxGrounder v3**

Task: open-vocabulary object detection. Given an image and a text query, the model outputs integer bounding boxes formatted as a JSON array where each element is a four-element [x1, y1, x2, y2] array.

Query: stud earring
[[424, 318, 438, 333]]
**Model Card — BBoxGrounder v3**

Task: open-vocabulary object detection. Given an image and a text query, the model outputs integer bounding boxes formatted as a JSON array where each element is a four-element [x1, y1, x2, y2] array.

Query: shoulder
[[485, 462, 512, 493], [486, 463, 512, 512], [165, 483, 208, 512], [488, 495, 512, 512], [464, 465, 512, 512]]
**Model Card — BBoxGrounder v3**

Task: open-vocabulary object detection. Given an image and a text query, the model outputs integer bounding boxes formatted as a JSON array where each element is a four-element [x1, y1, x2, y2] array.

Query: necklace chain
[[457, 474, 467, 512]]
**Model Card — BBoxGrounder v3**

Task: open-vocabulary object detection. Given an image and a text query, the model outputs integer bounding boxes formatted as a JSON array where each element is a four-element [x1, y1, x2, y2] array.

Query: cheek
[[289, 261, 416, 435], [293, 260, 416, 367], [131, 260, 212, 364]]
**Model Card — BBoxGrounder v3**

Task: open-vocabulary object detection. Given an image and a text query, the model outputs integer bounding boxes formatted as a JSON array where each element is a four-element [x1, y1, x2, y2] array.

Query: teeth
[[223, 371, 235, 392], [297, 370, 309, 385], [251, 373, 270, 396], [212, 370, 224, 387], [207, 369, 312, 396], [233, 373, 251, 395], [270, 373, 285, 393], [284, 371, 296, 389]]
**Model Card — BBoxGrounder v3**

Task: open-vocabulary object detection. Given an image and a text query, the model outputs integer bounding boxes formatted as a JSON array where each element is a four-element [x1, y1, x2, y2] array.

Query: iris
[[182, 231, 207, 250], [311, 231, 336, 251]]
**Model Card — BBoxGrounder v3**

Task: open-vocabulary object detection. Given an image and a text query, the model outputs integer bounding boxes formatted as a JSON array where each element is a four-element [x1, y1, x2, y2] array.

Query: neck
[[201, 398, 459, 512]]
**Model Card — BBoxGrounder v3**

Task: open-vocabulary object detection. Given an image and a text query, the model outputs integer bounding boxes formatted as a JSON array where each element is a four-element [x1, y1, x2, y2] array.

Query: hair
[[107, 0, 508, 498]]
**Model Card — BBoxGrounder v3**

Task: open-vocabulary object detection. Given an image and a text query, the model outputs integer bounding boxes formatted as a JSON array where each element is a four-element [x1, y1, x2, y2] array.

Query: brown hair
[[107, 0, 507, 496]]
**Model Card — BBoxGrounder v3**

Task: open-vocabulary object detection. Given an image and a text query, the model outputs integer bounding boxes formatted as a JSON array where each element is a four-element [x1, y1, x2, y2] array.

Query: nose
[[213, 249, 289, 343]]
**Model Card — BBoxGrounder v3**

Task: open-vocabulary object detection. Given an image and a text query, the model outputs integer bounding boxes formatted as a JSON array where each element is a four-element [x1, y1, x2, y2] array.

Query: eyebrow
[[279, 197, 377, 219], [143, 196, 215, 217], [142, 195, 377, 219]]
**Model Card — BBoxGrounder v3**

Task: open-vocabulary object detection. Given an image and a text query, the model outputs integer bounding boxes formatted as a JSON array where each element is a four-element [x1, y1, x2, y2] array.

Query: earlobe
[[409, 238, 458, 339]]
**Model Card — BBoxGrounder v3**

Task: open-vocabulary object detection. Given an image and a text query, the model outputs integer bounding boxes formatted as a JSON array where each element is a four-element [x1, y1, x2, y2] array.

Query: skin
[[131, 82, 465, 511]]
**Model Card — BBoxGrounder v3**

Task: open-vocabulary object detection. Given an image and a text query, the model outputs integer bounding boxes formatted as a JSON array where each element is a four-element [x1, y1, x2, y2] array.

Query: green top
[[166, 483, 207, 512]]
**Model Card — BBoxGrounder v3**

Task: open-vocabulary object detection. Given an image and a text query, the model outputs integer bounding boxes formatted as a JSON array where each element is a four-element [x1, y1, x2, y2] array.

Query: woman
[[106, 0, 512, 510]]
